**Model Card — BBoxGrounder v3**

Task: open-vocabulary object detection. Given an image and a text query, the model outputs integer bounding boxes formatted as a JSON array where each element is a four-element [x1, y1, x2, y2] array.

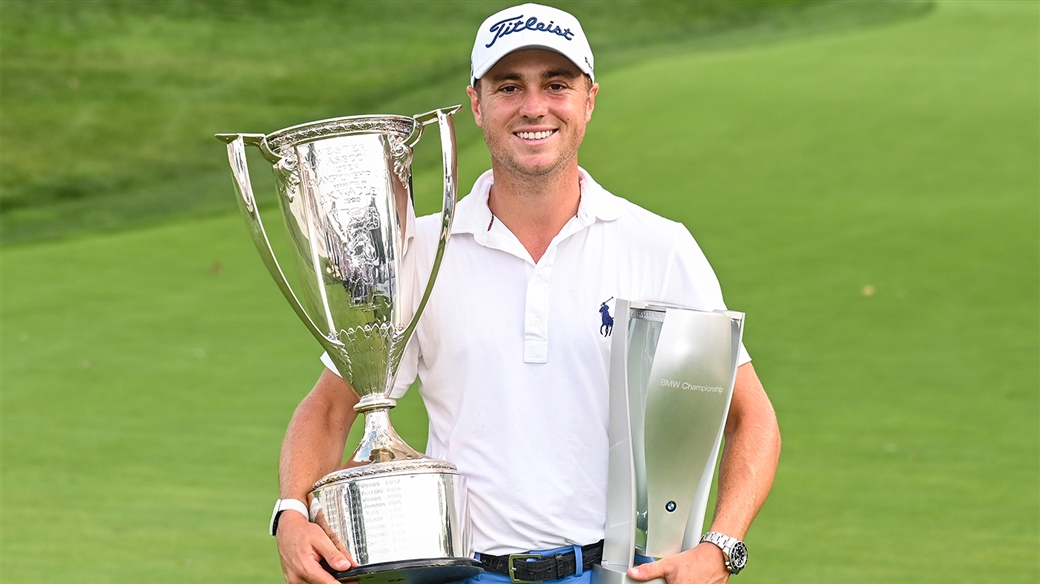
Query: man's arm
[[628, 362, 781, 584], [276, 368, 360, 584]]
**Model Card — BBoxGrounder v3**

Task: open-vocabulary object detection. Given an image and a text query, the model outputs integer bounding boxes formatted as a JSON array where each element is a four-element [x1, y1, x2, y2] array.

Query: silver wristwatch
[[700, 531, 748, 575]]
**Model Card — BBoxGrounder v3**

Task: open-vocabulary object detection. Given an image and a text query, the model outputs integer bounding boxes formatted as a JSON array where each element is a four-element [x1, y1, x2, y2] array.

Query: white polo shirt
[[323, 168, 749, 555]]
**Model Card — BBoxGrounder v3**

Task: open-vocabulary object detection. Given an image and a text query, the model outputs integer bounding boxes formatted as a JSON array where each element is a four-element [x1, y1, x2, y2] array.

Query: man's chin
[[499, 155, 573, 178]]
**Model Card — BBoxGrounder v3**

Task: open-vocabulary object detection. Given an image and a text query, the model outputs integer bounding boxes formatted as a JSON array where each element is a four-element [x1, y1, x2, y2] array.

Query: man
[[272, 4, 780, 584]]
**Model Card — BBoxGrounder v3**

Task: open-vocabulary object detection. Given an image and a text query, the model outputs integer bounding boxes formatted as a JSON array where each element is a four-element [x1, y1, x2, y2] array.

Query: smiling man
[[271, 4, 780, 584]]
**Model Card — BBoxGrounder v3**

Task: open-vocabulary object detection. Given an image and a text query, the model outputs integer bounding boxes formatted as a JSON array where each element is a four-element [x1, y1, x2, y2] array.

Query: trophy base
[[324, 557, 483, 584]]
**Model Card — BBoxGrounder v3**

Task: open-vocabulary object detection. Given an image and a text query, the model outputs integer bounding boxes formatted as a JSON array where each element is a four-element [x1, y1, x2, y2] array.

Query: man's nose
[[519, 89, 549, 118]]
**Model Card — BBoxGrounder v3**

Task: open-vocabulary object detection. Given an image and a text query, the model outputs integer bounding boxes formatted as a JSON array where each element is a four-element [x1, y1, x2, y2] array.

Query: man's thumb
[[328, 553, 351, 572], [628, 560, 665, 582], [315, 537, 352, 572]]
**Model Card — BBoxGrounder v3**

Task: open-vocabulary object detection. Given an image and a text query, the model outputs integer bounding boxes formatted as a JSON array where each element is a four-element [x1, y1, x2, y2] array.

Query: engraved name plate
[[344, 473, 457, 565]]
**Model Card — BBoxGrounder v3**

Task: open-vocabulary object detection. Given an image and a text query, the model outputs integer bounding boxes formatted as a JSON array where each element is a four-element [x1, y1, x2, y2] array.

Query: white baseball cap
[[470, 3, 594, 86]]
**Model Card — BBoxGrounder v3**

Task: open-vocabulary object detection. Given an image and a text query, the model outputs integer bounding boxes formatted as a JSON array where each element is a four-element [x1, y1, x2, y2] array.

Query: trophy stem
[[348, 405, 425, 466]]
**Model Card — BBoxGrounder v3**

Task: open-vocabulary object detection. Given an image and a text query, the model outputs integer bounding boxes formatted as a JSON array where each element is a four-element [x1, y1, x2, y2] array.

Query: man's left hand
[[626, 543, 729, 584]]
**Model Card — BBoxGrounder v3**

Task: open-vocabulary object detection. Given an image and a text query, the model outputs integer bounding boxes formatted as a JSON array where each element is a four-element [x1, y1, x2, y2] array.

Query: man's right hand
[[276, 511, 354, 584]]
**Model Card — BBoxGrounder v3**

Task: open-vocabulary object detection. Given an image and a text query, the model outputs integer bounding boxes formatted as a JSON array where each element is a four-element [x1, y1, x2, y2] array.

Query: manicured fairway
[[2, 2, 1036, 584], [566, 2, 1038, 582]]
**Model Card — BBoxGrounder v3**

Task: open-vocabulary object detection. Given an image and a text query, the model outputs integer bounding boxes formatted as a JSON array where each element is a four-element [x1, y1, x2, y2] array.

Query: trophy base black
[[323, 558, 484, 584]]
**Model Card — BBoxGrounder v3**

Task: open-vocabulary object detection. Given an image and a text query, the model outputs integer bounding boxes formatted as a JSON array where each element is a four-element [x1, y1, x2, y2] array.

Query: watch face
[[729, 541, 748, 572]]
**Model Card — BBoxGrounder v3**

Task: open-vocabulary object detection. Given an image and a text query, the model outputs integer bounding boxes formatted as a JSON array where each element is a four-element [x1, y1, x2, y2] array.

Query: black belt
[[479, 540, 604, 583]]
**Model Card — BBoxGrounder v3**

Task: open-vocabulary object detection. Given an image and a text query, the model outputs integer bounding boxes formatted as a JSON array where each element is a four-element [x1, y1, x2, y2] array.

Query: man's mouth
[[515, 130, 556, 141]]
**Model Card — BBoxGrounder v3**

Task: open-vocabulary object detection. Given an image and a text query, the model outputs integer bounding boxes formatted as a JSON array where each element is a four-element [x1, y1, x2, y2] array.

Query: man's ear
[[467, 85, 483, 127], [585, 82, 599, 123]]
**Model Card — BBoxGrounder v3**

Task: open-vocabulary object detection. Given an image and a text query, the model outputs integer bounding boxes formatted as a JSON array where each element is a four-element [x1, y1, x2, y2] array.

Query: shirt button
[[533, 317, 541, 325], [534, 277, 542, 285]]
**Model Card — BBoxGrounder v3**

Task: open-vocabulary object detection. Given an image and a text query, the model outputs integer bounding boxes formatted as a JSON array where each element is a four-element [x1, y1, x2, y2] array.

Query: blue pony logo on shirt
[[600, 298, 614, 337]]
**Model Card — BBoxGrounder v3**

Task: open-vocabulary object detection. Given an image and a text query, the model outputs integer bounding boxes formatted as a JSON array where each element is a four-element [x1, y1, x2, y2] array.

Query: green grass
[[0, 0, 930, 244], [2, 1, 1037, 583], [573, 2, 1038, 581]]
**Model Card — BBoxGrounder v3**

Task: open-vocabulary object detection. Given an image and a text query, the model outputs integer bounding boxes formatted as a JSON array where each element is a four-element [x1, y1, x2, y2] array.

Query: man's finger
[[628, 558, 670, 582], [300, 562, 343, 584], [311, 531, 353, 572]]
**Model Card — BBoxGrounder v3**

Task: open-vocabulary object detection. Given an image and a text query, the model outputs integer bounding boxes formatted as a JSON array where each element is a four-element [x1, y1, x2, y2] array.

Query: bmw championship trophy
[[216, 106, 482, 584], [594, 301, 744, 584]]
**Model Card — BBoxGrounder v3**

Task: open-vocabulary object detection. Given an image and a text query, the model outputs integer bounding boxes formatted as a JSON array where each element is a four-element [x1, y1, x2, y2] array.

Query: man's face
[[467, 49, 598, 179]]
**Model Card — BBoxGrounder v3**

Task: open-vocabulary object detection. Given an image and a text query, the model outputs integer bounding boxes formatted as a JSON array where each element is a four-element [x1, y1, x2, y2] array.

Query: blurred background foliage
[[1, 0, 931, 244]]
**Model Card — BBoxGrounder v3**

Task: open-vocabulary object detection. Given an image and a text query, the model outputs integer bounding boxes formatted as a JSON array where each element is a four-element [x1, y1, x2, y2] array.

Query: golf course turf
[[2, 2, 1036, 583]]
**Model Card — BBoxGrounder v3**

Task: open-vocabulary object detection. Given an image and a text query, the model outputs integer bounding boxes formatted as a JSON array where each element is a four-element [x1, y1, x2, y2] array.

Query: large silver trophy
[[594, 300, 744, 584], [216, 106, 481, 584]]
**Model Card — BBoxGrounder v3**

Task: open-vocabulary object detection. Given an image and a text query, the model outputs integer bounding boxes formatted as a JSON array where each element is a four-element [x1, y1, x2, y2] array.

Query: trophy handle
[[389, 106, 461, 368], [215, 133, 335, 350]]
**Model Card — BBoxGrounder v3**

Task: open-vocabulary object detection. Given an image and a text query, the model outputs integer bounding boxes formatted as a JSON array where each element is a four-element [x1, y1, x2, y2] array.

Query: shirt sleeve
[[663, 223, 752, 366], [320, 351, 341, 377], [389, 339, 419, 398], [318, 341, 417, 398]]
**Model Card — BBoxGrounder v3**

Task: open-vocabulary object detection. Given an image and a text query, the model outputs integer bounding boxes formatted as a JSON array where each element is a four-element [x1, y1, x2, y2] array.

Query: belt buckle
[[508, 553, 541, 584]]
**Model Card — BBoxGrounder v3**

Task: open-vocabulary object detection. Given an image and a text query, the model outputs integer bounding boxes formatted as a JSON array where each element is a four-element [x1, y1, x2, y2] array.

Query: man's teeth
[[516, 130, 554, 140]]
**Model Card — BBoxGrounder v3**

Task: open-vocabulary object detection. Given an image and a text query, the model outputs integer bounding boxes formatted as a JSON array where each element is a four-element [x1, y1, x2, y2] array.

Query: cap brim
[[471, 43, 594, 85]]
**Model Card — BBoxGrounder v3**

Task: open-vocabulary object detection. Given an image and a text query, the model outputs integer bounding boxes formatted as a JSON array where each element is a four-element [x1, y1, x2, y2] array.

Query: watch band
[[700, 531, 748, 575], [269, 498, 309, 536]]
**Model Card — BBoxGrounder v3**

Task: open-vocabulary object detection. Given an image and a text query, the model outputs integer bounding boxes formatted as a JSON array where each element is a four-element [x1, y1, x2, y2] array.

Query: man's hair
[[472, 73, 595, 98]]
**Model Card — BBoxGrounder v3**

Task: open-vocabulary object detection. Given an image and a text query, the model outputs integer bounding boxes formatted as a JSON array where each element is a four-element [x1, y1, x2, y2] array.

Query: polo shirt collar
[[452, 167, 622, 238]]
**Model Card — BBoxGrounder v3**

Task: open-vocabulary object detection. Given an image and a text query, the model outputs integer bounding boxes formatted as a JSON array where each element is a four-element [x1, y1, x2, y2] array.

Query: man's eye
[[548, 83, 567, 91], [500, 85, 519, 94]]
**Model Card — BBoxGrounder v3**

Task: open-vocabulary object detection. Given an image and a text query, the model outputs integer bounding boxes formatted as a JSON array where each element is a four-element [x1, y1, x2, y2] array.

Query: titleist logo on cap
[[470, 3, 594, 84], [485, 14, 575, 48]]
